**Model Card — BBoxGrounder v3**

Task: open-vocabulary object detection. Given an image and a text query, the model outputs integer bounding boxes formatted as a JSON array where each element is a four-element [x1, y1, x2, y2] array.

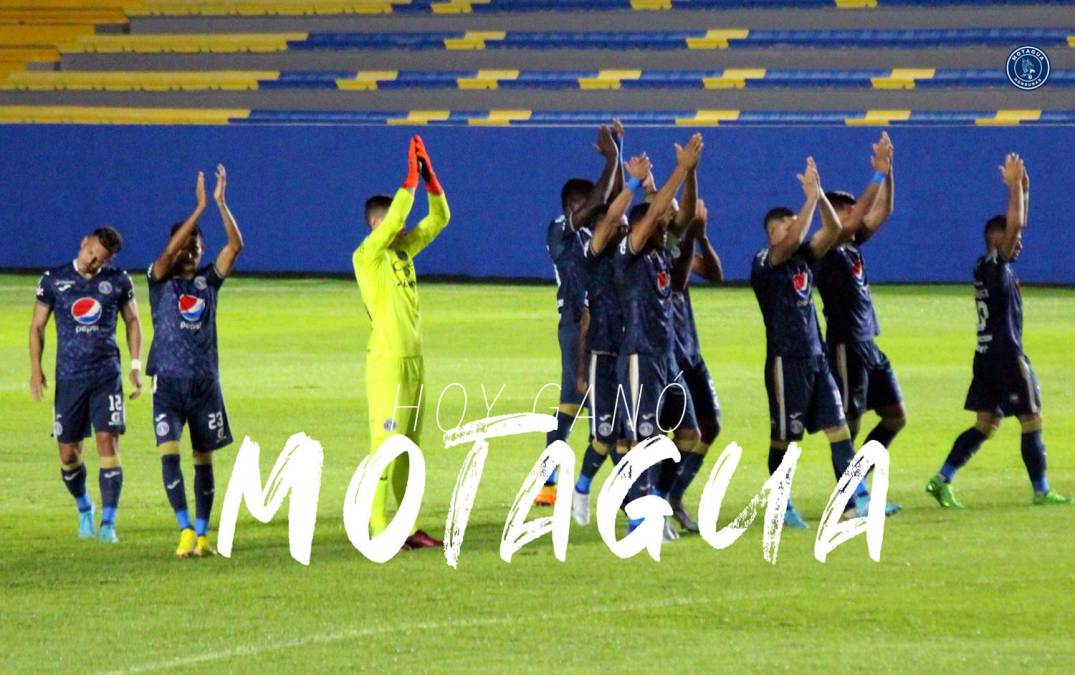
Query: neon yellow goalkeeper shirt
[[353, 188, 450, 358]]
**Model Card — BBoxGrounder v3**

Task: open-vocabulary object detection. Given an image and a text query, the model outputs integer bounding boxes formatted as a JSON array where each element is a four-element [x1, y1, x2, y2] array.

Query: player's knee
[[1019, 415, 1043, 433], [770, 439, 790, 450], [673, 427, 700, 443], [882, 414, 907, 432], [974, 419, 1000, 438], [95, 433, 118, 457], [193, 451, 213, 466], [159, 441, 181, 456], [592, 439, 612, 456], [825, 425, 852, 443], [846, 417, 861, 437], [58, 443, 82, 465]]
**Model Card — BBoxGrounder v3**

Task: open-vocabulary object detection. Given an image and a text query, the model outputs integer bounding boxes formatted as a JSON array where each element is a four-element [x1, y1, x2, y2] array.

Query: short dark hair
[[825, 191, 856, 210], [561, 178, 594, 211], [628, 202, 650, 227], [763, 207, 795, 231], [984, 214, 1006, 243], [365, 195, 393, 225], [91, 226, 123, 254], [169, 220, 202, 239]]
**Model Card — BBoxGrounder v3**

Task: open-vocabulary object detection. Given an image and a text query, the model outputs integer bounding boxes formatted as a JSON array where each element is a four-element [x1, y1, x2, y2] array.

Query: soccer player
[[538, 123, 620, 506], [29, 226, 142, 543], [614, 134, 703, 537], [355, 135, 450, 550], [147, 167, 243, 557], [571, 151, 652, 526], [750, 157, 871, 529], [813, 133, 903, 516], [927, 155, 1070, 507], [662, 197, 724, 532]]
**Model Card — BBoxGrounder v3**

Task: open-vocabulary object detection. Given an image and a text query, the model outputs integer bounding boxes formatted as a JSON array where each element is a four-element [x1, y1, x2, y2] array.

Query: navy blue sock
[[1020, 430, 1049, 493], [831, 438, 869, 498], [670, 453, 705, 501], [61, 463, 90, 512], [99, 466, 123, 525], [865, 422, 899, 449], [544, 411, 576, 485], [194, 463, 215, 537], [655, 458, 678, 498], [162, 454, 191, 530], [940, 427, 988, 482], [768, 445, 786, 475], [575, 443, 607, 494]]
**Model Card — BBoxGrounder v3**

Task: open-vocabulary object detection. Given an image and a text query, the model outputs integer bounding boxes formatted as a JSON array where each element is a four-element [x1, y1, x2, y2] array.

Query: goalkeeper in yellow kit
[[354, 135, 449, 551]]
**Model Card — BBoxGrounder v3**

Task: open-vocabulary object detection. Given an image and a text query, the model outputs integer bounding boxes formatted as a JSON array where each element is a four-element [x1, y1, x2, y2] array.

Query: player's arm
[[998, 152, 1026, 260], [28, 300, 52, 401], [212, 164, 245, 278], [670, 165, 698, 238], [573, 125, 619, 230], [575, 308, 590, 396], [691, 200, 724, 283], [628, 134, 702, 254], [770, 157, 819, 266], [402, 135, 451, 258], [354, 139, 420, 266], [591, 154, 650, 255], [120, 296, 143, 400], [671, 214, 698, 291], [857, 132, 895, 244], [809, 167, 843, 259], [152, 172, 207, 281], [835, 133, 889, 244], [609, 117, 625, 200], [1021, 165, 1029, 222]]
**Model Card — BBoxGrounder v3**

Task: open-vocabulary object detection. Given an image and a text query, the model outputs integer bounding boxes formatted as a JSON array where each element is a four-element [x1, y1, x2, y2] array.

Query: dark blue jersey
[[974, 250, 1023, 355], [814, 242, 880, 343], [146, 263, 225, 379], [671, 287, 702, 367], [546, 214, 587, 326], [578, 227, 624, 354], [615, 236, 675, 356], [36, 262, 134, 380], [751, 245, 824, 358]]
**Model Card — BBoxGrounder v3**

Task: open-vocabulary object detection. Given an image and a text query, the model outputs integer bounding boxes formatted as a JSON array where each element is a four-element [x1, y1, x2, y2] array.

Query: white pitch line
[[104, 588, 799, 673]]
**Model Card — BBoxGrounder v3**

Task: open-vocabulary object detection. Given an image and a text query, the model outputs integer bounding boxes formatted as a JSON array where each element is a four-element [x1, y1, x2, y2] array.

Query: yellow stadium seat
[[1, 70, 278, 91]]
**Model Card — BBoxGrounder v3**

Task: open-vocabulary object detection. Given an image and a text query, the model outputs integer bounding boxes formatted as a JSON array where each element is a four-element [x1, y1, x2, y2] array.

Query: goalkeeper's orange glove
[[402, 136, 420, 190], [413, 135, 443, 196]]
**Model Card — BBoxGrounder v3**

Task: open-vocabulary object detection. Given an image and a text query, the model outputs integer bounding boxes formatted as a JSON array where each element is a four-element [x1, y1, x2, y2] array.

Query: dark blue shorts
[[53, 372, 125, 443], [827, 339, 903, 419], [620, 351, 698, 442], [558, 321, 586, 408], [765, 354, 846, 441], [964, 352, 1041, 418], [153, 376, 233, 452], [587, 351, 627, 445], [678, 356, 722, 425]]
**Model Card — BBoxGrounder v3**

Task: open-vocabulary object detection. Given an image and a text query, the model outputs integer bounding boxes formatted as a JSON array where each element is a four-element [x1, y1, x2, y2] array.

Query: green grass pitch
[[1, 274, 1073, 672]]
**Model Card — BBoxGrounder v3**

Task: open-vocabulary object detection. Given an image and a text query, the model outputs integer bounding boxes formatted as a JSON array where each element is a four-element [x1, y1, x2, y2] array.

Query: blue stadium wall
[[1, 125, 1071, 283]]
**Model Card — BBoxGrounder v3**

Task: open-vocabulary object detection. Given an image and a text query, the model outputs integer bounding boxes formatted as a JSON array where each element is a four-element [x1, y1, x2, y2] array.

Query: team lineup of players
[[541, 121, 1068, 540], [28, 129, 1069, 555]]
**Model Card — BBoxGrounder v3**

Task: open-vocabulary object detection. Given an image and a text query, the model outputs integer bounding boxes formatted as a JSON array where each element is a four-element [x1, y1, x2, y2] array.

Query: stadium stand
[[0, 0, 1072, 122]]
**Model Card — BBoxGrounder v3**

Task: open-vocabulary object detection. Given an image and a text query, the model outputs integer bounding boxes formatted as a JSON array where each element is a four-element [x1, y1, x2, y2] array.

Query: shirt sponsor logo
[[851, 259, 864, 281], [178, 294, 206, 326], [71, 297, 102, 329], [656, 270, 669, 292], [792, 271, 811, 299]]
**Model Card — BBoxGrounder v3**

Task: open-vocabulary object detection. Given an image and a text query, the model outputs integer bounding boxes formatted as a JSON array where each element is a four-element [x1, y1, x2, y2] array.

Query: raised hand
[[612, 117, 624, 141], [999, 152, 1024, 187], [195, 171, 206, 210], [213, 164, 227, 204], [642, 169, 656, 194], [626, 153, 651, 181], [871, 134, 893, 174], [797, 156, 821, 199], [1021, 164, 1029, 192], [594, 124, 616, 158], [691, 198, 709, 236], [675, 133, 703, 170]]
